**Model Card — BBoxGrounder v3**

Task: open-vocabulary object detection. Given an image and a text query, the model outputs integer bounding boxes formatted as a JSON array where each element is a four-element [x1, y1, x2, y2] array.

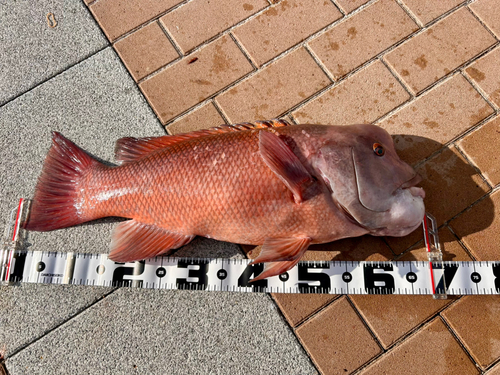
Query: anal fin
[[250, 237, 311, 282], [109, 220, 194, 262]]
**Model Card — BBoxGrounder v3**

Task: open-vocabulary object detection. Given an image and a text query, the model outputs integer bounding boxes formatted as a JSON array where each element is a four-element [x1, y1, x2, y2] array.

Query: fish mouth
[[397, 174, 425, 199], [399, 173, 422, 189]]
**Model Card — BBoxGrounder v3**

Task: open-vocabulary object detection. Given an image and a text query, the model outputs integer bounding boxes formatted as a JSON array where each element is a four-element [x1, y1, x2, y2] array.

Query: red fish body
[[25, 120, 425, 280]]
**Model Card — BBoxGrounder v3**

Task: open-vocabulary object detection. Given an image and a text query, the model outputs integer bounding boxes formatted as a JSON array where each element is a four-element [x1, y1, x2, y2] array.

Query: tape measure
[[2, 199, 499, 298]]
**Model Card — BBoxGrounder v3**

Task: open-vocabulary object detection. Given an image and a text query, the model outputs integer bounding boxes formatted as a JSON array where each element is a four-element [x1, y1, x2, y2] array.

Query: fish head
[[312, 124, 425, 237]]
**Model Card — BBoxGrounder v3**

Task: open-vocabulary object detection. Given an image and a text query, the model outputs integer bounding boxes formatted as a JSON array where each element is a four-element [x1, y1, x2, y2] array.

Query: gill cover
[[312, 124, 425, 234]]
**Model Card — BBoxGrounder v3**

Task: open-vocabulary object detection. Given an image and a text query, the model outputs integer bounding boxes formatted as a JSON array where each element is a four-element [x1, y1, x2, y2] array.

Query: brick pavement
[[86, 0, 500, 373]]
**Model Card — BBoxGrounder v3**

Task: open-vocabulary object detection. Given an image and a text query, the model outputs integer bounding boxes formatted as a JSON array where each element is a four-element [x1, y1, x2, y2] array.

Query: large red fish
[[24, 120, 425, 280]]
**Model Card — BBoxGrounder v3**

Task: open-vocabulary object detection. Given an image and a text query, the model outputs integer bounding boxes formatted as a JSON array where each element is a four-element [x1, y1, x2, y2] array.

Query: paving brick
[[296, 296, 381, 374], [140, 36, 253, 123], [465, 46, 500, 108], [309, 0, 419, 80], [114, 22, 178, 81], [470, 0, 500, 38], [398, 226, 473, 262], [351, 295, 451, 348], [384, 228, 422, 256], [486, 362, 500, 375], [443, 296, 500, 369], [351, 229, 470, 349], [360, 317, 479, 374], [293, 61, 410, 125], [378, 73, 494, 166], [385, 7, 496, 94], [449, 190, 500, 261], [90, 0, 182, 41], [334, 0, 371, 14], [272, 294, 338, 327], [166, 102, 226, 134], [415, 146, 490, 226], [160, 0, 268, 54], [232, 0, 342, 67], [458, 116, 500, 187], [215, 47, 329, 123], [400, 0, 465, 25], [257, 236, 391, 330]]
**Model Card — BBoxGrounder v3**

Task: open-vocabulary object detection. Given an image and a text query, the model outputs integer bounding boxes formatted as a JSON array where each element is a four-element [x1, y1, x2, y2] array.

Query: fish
[[24, 119, 425, 281]]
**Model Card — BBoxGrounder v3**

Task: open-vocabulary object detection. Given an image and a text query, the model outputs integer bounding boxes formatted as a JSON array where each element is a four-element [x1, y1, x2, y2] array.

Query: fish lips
[[398, 174, 425, 199]]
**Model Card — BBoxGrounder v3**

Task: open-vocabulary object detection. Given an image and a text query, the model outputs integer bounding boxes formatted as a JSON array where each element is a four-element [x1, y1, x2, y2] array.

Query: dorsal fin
[[115, 119, 291, 164]]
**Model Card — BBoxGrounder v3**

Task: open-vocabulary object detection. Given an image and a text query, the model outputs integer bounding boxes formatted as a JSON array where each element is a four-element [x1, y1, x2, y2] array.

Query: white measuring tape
[[2, 199, 499, 298]]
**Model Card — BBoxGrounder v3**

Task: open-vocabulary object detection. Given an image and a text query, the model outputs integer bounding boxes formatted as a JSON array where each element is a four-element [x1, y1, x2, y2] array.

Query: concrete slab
[[0, 46, 159, 360], [5, 289, 317, 374], [0, 47, 164, 255], [0, 284, 114, 357], [0, 0, 108, 106]]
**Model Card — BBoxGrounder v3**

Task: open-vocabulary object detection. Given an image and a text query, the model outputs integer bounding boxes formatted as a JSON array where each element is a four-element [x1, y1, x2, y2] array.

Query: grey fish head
[[311, 124, 425, 237]]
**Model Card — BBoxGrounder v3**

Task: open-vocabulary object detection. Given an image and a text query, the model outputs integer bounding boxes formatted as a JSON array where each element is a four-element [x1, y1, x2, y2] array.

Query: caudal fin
[[24, 132, 101, 231]]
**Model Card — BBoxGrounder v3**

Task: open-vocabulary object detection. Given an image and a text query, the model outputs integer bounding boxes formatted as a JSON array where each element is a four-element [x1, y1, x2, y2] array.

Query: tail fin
[[24, 132, 101, 231]]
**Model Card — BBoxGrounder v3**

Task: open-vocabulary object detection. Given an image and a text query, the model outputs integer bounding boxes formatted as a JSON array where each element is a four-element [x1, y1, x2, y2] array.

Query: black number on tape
[[433, 263, 458, 294], [406, 272, 417, 283], [363, 264, 395, 294], [297, 264, 331, 293], [279, 272, 289, 282], [112, 261, 145, 287], [176, 259, 209, 290], [470, 272, 481, 283], [9, 251, 27, 282], [342, 272, 352, 283], [156, 267, 166, 278], [217, 269, 227, 280], [493, 263, 500, 292], [237, 263, 268, 290]]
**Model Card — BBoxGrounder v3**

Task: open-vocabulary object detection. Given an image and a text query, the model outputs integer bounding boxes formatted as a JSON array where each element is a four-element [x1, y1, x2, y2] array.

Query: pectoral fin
[[109, 220, 194, 262], [259, 131, 313, 204], [250, 237, 311, 282]]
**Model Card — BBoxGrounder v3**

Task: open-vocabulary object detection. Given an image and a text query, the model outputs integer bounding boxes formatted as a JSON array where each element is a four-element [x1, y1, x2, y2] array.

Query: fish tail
[[23, 132, 103, 231]]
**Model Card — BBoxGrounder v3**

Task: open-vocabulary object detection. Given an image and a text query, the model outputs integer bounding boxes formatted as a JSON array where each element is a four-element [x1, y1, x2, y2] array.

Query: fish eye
[[373, 143, 385, 156]]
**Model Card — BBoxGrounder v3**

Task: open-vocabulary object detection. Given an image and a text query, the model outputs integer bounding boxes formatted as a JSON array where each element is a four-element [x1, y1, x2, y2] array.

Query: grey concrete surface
[[5, 289, 317, 375], [0, 47, 164, 255], [0, 13, 314, 375], [0, 284, 114, 357], [0, 0, 108, 106]]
